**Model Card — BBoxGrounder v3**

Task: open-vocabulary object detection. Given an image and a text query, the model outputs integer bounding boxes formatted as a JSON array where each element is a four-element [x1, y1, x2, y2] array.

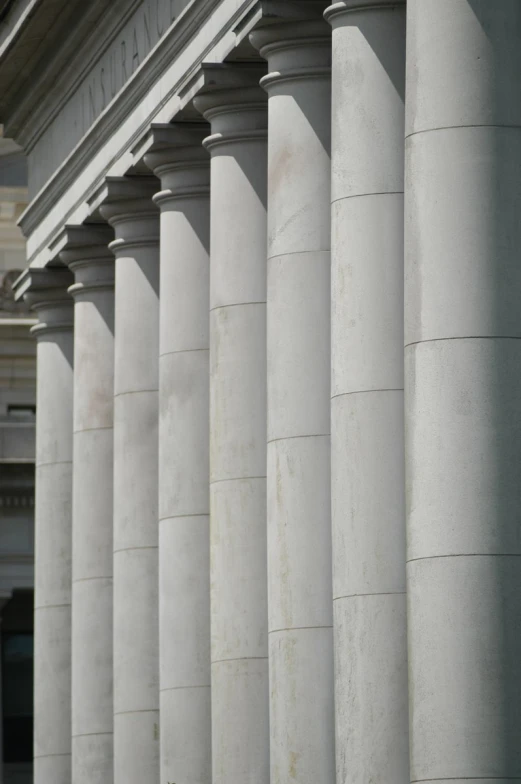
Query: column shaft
[[61, 227, 115, 784], [326, 2, 408, 782], [405, 2, 521, 781], [25, 270, 74, 784], [194, 72, 269, 784], [100, 179, 160, 784], [251, 19, 334, 784], [145, 125, 212, 784]]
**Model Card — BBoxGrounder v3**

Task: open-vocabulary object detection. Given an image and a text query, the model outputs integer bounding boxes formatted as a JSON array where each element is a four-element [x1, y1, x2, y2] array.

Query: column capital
[[192, 64, 267, 150], [97, 176, 159, 254], [18, 268, 74, 338], [53, 224, 115, 299], [324, 0, 405, 25], [142, 123, 210, 207], [250, 6, 331, 91]]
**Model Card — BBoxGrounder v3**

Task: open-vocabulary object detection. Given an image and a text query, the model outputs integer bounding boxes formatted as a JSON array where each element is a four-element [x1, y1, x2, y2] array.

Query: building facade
[[0, 1, 519, 783], [0, 127, 35, 784]]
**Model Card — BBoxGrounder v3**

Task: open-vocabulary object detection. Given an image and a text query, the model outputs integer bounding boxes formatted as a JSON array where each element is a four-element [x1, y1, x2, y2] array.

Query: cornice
[[18, 0, 257, 243], [1, 0, 113, 136]]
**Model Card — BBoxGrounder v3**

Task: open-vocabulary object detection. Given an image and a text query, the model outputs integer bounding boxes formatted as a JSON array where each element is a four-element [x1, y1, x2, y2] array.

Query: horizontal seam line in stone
[[114, 388, 158, 399], [73, 575, 112, 584], [210, 301, 265, 313], [160, 347, 208, 359], [74, 425, 112, 435], [270, 625, 332, 634], [268, 248, 330, 262], [113, 545, 157, 554], [331, 190, 403, 206], [34, 752, 71, 759], [35, 603, 70, 611], [212, 656, 268, 665], [159, 512, 208, 522], [210, 475, 266, 486], [406, 122, 521, 141], [411, 779, 521, 783], [160, 684, 210, 693], [37, 459, 72, 469], [334, 591, 406, 601], [72, 731, 112, 739], [268, 433, 329, 445], [408, 553, 521, 564], [331, 388, 402, 401], [114, 709, 158, 717], [406, 335, 521, 349]]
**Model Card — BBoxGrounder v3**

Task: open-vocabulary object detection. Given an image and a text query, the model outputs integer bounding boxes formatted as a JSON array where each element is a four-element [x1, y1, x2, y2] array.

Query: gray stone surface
[[99, 178, 160, 784], [60, 225, 115, 784], [405, 1, 521, 780], [144, 123, 212, 784], [325, 2, 408, 782], [23, 269, 74, 784], [250, 16, 334, 784], [194, 70, 269, 784]]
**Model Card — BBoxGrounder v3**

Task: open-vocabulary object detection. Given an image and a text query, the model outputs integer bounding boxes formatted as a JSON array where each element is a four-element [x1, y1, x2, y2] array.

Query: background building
[[0, 127, 35, 784]]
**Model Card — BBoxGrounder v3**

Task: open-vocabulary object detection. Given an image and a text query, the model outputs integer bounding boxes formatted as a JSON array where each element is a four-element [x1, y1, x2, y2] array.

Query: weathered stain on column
[[250, 14, 334, 784], [60, 225, 115, 784], [24, 268, 74, 784], [325, 1, 408, 782], [405, 1, 521, 781], [193, 65, 269, 784], [144, 124, 212, 784], [99, 177, 160, 784]]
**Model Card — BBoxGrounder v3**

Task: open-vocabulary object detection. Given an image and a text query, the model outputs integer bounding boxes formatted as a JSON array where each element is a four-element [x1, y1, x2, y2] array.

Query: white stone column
[[405, 2, 521, 782], [144, 124, 212, 784], [99, 178, 160, 784], [24, 269, 74, 784], [250, 18, 334, 784], [193, 67, 269, 784], [60, 226, 115, 784], [325, 2, 408, 782]]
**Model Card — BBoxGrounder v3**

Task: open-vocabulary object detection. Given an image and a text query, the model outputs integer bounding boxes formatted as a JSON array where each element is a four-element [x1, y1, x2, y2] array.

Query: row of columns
[[26, 2, 521, 784]]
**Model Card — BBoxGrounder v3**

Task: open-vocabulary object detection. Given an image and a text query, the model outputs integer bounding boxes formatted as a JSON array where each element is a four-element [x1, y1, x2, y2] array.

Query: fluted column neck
[[56, 225, 115, 299], [23, 268, 74, 338], [192, 65, 267, 151], [143, 123, 210, 207], [99, 176, 159, 253]]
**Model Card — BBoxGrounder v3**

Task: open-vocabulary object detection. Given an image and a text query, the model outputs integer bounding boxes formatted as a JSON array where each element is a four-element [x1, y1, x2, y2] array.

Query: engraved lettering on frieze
[[30, 0, 186, 196]]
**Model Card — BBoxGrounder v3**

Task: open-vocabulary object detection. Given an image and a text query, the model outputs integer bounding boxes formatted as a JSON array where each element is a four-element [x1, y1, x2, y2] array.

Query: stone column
[[144, 124, 212, 784], [99, 178, 160, 784], [250, 17, 334, 784], [59, 226, 115, 784], [24, 268, 74, 784], [193, 66, 269, 784], [405, 2, 521, 782], [324, 2, 408, 782]]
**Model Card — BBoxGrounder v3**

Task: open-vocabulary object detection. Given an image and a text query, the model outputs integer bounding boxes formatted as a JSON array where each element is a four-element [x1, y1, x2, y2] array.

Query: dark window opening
[[2, 592, 34, 764]]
